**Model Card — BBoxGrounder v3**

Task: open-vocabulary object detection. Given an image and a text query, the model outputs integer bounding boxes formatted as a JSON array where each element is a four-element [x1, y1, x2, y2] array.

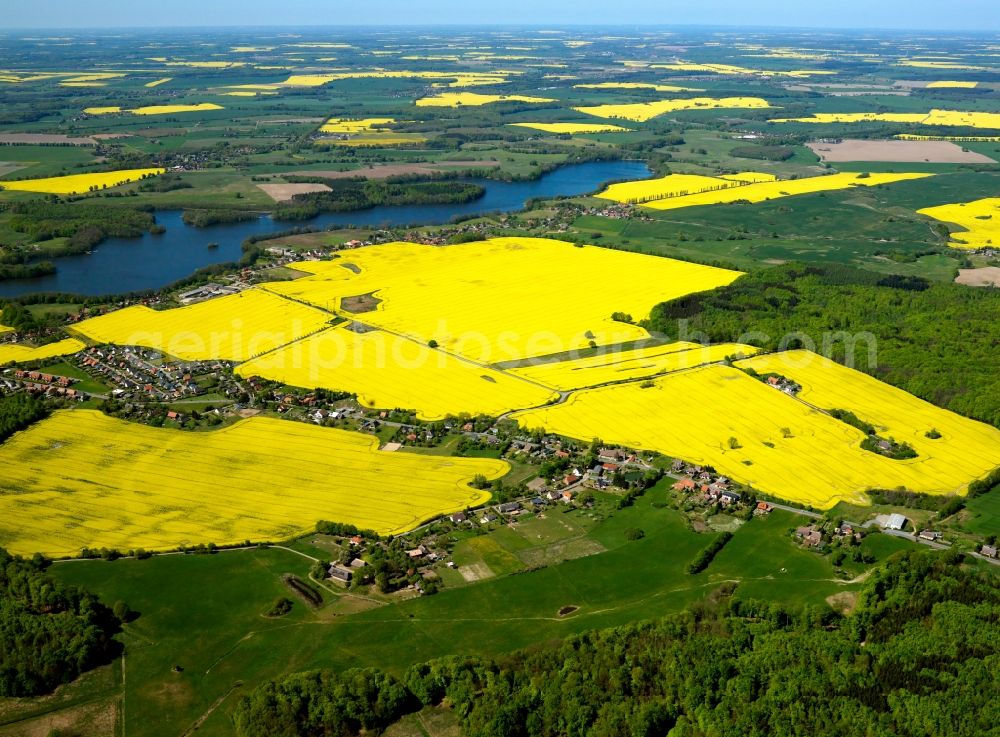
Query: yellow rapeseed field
[[573, 97, 772, 122], [261, 237, 742, 363], [645, 62, 835, 78], [615, 172, 932, 210], [61, 73, 124, 83], [0, 410, 505, 556], [0, 338, 85, 365], [0, 167, 164, 194], [897, 60, 990, 71], [251, 71, 511, 89], [917, 197, 1000, 248], [84, 103, 224, 115], [72, 289, 332, 361], [132, 103, 224, 115], [574, 82, 704, 92], [513, 355, 1000, 509], [158, 60, 247, 68], [415, 92, 555, 107], [313, 118, 426, 146], [508, 122, 629, 134], [925, 81, 978, 88], [773, 109, 1000, 129], [510, 341, 758, 390], [236, 326, 557, 420], [144, 77, 172, 87], [315, 135, 427, 147], [597, 172, 776, 204], [319, 117, 396, 133]]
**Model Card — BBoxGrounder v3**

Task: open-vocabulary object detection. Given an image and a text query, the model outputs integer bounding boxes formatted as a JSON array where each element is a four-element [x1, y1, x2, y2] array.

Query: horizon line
[[3, 22, 999, 34]]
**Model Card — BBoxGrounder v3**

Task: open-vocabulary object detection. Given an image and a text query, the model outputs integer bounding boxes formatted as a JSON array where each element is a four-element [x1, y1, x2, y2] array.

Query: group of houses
[[78, 345, 213, 400], [670, 460, 742, 507], [8, 369, 84, 400]]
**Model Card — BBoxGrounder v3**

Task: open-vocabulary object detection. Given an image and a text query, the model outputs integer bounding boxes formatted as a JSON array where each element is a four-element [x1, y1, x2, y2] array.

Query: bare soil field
[[256, 182, 331, 201], [278, 160, 500, 180], [956, 267, 1000, 287], [0, 133, 97, 145], [340, 292, 382, 314], [807, 139, 995, 163]]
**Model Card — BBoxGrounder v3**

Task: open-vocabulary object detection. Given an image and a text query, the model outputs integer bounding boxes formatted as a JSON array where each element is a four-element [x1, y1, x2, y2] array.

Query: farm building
[[883, 513, 907, 531], [328, 565, 352, 582]]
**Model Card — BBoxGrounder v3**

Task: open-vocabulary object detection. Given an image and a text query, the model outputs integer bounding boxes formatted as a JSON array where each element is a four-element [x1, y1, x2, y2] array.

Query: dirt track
[[807, 139, 995, 163]]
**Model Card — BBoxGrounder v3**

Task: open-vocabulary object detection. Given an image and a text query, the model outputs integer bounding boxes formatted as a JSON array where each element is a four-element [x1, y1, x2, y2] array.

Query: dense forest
[[646, 264, 1000, 428], [272, 178, 484, 220], [0, 548, 123, 697], [0, 393, 48, 443], [232, 551, 999, 737], [2, 201, 157, 268], [181, 208, 259, 227]]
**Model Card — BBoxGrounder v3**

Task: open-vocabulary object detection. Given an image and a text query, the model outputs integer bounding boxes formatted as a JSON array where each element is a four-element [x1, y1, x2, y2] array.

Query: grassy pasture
[[961, 486, 1000, 535], [45, 492, 872, 737]]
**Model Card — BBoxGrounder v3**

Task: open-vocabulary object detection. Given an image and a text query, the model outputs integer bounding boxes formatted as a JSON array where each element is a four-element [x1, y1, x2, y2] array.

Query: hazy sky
[[5, 0, 999, 31]]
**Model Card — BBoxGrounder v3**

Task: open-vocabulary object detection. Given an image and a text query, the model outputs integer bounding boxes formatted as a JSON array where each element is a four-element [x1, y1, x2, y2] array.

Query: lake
[[0, 160, 651, 298]]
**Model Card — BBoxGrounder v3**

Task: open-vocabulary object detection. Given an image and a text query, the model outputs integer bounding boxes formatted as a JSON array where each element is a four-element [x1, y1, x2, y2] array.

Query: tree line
[[646, 263, 1000, 428]]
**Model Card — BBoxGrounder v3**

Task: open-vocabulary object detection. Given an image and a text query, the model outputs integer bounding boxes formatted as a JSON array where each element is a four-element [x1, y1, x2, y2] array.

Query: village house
[[719, 490, 741, 506], [496, 501, 521, 515], [918, 530, 943, 542], [598, 448, 625, 463], [795, 526, 823, 547], [449, 511, 468, 524], [754, 501, 773, 516], [980, 544, 998, 559], [406, 545, 428, 559]]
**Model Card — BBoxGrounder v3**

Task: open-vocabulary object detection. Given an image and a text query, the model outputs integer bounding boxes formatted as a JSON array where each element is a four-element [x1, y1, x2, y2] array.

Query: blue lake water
[[0, 160, 651, 298]]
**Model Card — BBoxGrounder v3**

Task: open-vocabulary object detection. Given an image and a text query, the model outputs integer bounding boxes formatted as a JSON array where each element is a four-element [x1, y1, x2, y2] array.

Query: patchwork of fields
[[0, 410, 504, 556], [262, 237, 743, 362], [773, 109, 1000, 129], [509, 341, 758, 390], [235, 325, 558, 420], [513, 352, 1000, 509]]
